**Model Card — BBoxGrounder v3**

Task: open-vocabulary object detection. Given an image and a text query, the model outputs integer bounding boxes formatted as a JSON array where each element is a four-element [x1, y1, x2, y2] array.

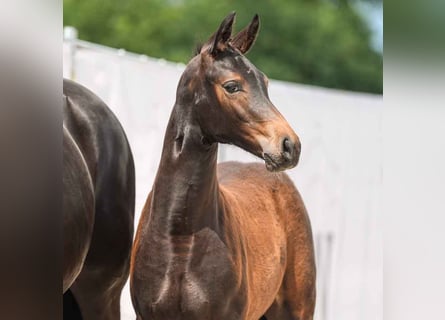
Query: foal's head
[[180, 12, 301, 172]]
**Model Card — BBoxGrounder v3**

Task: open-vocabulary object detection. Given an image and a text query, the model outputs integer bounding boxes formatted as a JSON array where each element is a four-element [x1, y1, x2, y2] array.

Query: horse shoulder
[[217, 162, 292, 317]]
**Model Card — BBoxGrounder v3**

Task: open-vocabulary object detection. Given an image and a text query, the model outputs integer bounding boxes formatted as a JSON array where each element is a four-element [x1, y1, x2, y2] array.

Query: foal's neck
[[150, 102, 221, 235]]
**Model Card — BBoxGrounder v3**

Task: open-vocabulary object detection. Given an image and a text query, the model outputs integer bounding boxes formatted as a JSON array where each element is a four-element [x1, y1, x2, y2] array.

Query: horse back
[[217, 161, 303, 227]]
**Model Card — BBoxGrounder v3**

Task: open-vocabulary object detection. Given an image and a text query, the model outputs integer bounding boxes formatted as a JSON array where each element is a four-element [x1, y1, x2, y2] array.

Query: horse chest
[[135, 228, 245, 319]]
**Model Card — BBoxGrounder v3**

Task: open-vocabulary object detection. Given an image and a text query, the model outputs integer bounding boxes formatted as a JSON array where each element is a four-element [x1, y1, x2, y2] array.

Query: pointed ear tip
[[221, 11, 236, 27], [249, 14, 260, 31], [249, 14, 260, 28]]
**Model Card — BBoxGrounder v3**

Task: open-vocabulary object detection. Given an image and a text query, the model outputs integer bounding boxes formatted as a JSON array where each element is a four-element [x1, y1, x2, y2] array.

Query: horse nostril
[[282, 138, 293, 156]]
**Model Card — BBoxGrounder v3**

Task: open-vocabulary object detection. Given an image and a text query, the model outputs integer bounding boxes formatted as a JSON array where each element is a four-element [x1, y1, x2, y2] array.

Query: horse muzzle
[[263, 137, 301, 172]]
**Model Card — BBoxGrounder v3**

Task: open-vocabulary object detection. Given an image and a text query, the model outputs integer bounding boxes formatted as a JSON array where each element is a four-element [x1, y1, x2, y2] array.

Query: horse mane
[[193, 42, 203, 57], [192, 41, 237, 57]]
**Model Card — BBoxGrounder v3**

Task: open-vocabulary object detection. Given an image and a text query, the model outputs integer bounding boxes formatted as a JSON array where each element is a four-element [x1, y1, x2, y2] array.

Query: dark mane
[[193, 41, 239, 58], [193, 42, 203, 57]]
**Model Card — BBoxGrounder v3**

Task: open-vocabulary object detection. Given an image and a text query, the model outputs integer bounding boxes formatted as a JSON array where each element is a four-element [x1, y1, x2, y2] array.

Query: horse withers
[[131, 12, 316, 320], [63, 79, 135, 319]]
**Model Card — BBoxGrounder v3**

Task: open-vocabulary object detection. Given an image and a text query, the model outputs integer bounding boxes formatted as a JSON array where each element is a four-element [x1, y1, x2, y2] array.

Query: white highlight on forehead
[[235, 54, 254, 73]]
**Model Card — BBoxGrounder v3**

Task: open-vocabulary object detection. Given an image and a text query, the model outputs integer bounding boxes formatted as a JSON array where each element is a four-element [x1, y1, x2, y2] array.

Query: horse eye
[[222, 81, 242, 94]]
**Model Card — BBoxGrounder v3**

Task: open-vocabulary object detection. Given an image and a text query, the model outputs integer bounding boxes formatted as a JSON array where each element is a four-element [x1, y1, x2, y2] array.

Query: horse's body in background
[[63, 79, 135, 319]]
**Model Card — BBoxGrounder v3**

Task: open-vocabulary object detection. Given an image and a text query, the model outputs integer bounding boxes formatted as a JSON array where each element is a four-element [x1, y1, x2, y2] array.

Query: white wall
[[63, 38, 382, 320]]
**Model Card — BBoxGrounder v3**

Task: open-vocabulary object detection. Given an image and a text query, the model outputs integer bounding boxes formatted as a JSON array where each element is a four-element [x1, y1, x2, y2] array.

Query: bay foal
[[131, 13, 316, 320]]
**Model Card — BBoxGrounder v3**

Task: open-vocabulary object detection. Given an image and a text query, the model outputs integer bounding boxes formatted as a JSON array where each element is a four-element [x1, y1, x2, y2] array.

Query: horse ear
[[231, 14, 260, 55], [206, 12, 236, 56]]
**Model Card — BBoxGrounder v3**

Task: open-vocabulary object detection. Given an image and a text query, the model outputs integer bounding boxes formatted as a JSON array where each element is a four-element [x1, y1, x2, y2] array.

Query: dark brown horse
[[130, 13, 316, 320], [63, 79, 135, 319]]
